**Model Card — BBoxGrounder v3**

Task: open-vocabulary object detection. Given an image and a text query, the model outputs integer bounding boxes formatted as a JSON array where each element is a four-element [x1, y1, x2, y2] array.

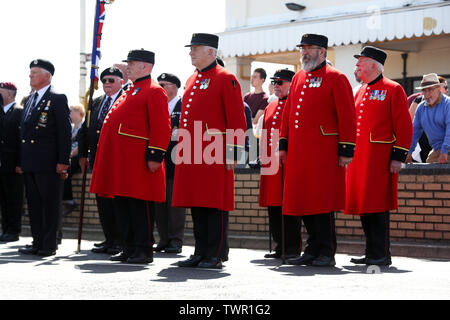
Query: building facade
[[219, 0, 450, 95]]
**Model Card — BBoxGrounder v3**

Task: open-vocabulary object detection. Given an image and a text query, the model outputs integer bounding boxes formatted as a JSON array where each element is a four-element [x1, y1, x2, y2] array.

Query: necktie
[[25, 92, 39, 121], [98, 96, 112, 127]]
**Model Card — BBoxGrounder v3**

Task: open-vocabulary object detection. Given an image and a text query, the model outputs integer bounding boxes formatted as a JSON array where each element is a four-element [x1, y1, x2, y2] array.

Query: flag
[[90, 0, 106, 83]]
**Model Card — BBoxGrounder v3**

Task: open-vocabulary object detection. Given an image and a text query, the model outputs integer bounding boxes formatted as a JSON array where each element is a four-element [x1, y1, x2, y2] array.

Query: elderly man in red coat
[[279, 34, 356, 267], [172, 33, 247, 269], [259, 69, 301, 260], [345, 46, 412, 266], [90, 49, 171, 264]]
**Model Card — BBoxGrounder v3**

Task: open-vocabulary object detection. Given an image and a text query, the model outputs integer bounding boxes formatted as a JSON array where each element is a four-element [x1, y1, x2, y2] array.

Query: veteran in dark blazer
[[18, 59, 72, 257], [78, 66, 124, 254], [153, 72, 186, 254], [0, 82, 24, 242]]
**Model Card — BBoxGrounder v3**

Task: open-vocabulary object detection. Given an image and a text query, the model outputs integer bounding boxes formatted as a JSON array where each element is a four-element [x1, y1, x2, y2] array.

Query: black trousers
[[360, 211, 391, 259], [24, 172, 63, 251], [96, 195, 121, 247], [302, 212, 336, 257], [0, 172, 24, 235], [114, 196, 154, 257], [267, 206, 302, 255], [154, 178, 186, 248], [191, 207, 229, 260]]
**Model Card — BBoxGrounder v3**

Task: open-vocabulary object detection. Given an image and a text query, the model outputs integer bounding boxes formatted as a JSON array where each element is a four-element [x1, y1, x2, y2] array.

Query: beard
[[301, 51, 321, 72]]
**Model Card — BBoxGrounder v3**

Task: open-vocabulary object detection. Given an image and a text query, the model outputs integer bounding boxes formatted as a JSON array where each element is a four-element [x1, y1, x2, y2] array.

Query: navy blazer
[[78, 91, 122, 169], [0, 103, 23, 172], [20, 86, 72, 173]]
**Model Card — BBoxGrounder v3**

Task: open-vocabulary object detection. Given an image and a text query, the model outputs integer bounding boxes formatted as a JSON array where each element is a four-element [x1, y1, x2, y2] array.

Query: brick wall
[[28, 164, 450, 246]]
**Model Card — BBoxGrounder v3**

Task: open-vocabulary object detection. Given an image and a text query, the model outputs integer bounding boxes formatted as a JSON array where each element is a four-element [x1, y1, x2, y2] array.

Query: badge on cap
[[161, 74, 166, 79]]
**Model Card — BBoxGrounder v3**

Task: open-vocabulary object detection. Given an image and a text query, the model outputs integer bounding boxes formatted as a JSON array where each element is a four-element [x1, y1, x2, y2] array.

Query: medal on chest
[[309, 77, 323, 88], [199, 79, 210, 90], [369, 90, 387, 101], [132, 88, 141, 96]]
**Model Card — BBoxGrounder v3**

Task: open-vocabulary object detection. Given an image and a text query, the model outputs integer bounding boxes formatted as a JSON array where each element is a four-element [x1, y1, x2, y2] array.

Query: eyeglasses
[[271, 80, 285, 86], [101, 78, 116, 84]]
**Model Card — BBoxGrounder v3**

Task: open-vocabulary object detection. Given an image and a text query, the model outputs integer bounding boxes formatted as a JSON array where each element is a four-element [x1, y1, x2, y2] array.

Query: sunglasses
[[101, 78, 116, 84], [271, 80, 285, 86]]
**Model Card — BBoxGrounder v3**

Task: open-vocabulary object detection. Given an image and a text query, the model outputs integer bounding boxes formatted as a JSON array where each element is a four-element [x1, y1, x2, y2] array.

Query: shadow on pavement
[[152, 266, 231, 282]]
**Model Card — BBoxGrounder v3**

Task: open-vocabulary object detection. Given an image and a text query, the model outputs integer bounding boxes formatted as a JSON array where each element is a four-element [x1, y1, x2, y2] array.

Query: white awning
[[218, 3, 450, 58]]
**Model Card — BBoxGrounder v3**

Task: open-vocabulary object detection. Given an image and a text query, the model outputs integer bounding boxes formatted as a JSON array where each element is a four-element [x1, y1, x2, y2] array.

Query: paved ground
[[0, 237, 449, 301]]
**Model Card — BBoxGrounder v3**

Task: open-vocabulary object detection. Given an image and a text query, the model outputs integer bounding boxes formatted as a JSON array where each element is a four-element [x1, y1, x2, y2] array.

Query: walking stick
[[280, 164, 286, 264], [76, 84, 96, 254], [76, 0, 114, 253]]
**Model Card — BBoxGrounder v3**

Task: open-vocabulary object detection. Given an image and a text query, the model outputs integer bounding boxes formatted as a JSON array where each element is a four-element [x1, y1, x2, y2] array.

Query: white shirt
[[3, 102, 15, 113], [168, 96, 180, 115], [34, 84, 52, 106], [98, 89, 121, 119]]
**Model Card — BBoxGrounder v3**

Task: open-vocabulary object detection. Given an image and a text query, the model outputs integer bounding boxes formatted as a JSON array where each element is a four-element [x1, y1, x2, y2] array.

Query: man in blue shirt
[[407, 73, 450, 164]]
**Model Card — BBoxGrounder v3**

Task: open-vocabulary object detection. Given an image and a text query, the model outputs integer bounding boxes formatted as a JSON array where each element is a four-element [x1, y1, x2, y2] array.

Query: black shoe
[[0, 233, 19, 242], [19, 247, 39, 255], [350, 256, 368, 264], [312, 255, 336, 267], [110, 251, 131, 262], [91, 244, 111, 254], [287, 253, 316, 266], [178, 255, 203, 268], [366, 256, 392, 266], [37, 250, 56, 257], [126, 252, 153, 264], [94, 241, 107, 248], [165, 246, 182, 254], [198, 257, 223, 269], [107, 245, 122, 255], [264, 252, 281, 259], [153, 243, 167, 252]]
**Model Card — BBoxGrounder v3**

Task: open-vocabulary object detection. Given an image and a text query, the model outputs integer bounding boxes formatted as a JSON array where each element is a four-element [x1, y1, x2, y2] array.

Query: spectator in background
[[244, 68, 269, 124], [62, 104, 85, 215], [407, 73, 450, 164]]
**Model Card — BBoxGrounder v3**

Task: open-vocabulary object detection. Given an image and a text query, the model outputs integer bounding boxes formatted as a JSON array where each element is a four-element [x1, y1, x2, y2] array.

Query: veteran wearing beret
[[18, 59, 72, 256], [153, 72, 186, 254], [345, 46, 413, 266], [78, 66, 124, 255], [172, 33, 247, 269], [0, 82, 24, 243], [89, 50, 171, 264], [279, 34, 356, 267]]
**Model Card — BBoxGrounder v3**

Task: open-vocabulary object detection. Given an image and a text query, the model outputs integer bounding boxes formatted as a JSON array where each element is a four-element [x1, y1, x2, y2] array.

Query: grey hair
[[374, 60, 384, 73]]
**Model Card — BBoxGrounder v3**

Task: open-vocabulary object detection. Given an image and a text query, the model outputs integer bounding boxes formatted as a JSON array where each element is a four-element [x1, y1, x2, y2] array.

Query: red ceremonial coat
[[344, 76, 412, 215], [89, 77, 171, 202], [259, 98, 286, 207], [280, 63, 356, 216], [172, 63, 247, 212]]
